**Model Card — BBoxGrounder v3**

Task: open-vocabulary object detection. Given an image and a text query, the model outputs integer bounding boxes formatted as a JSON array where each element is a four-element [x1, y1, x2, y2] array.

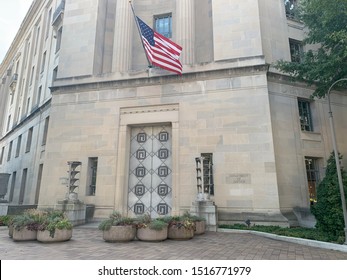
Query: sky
[[0, 0, 33, 63]]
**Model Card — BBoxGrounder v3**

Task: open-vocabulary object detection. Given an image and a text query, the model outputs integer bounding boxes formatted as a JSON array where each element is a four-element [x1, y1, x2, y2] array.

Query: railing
[[52, 0, 65, 25]]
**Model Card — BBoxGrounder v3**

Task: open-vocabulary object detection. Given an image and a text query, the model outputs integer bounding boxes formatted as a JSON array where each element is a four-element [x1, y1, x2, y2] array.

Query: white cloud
[[0, 0, 33, 63]]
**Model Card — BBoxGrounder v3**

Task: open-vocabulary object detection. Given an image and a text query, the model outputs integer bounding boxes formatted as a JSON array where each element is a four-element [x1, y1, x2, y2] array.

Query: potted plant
[[11, 209, 45, 241], [136, 213, 168, 242], [37, 210, 73, 242], [98, 211, 136, 242], [0, 215, 14, 237], [166, 215, 195, 240], [183, 212, 206, 235]]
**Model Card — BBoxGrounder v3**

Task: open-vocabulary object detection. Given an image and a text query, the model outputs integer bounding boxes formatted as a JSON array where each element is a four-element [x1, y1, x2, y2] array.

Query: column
[[176, 0, 195, 65], [112, 0, 133, 73]]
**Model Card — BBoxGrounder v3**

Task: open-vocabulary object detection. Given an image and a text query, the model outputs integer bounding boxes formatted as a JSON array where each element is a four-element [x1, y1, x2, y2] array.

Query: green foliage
[[0, 215, 12, 226], [136, 213, 168, 231], [98, 211, 136, 231], [148, 219, 168, 231], [38, 210, 73, 238], [165, 215, 195, 230], [219, 224, 337, 243], [11, 209, 48, 231], [311, 153, 347, 241], [275, 0, 347, 98], [11, 215, 37, 231], [182, 211, 206, 222]]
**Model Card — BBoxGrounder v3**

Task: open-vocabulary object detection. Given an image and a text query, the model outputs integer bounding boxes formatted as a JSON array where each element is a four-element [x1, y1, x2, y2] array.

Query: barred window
[[87, 157, 98, 196], [289, 39, 303, 63], [284, 0, 298, 19], [305, 157, 320, 205], [298, 99, 313, 132]]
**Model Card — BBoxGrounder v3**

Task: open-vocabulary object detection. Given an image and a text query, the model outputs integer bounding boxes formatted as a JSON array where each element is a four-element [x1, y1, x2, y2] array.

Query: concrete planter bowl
[[102, 225, 136, 242], [37, 229, 73, 243], [12, 228, 37, 241], [137, 227, 168, 242], [168, 225, 194, 240], [8, 224, 13, 238]]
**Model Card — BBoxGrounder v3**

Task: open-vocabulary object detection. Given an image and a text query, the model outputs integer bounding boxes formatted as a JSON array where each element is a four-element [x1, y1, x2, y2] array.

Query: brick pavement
[[1, 226, 347, 260]]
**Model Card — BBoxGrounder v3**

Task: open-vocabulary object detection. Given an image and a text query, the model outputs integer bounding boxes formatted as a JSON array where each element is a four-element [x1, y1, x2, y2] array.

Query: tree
[[311, 153, 347, 242], [275, 0, 347, 98]]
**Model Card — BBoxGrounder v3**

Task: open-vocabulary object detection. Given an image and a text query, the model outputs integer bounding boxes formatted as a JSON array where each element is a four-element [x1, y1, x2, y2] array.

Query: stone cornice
[[50, 63, 270, 94], [0, 0, 43, 73]]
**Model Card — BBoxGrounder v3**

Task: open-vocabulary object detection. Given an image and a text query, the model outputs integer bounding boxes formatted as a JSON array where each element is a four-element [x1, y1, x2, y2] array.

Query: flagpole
[[129, 1, 152, 69]]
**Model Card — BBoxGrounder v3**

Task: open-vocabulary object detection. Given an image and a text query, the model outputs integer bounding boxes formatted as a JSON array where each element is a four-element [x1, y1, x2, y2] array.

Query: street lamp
[[326, 78, 347, 245]]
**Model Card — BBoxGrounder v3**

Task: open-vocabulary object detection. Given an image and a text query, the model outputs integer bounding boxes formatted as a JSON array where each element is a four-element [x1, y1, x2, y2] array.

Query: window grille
[[298, 99, 313, 132]]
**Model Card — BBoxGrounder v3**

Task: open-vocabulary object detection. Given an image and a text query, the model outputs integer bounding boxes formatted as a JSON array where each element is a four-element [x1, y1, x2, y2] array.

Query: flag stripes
[[136, 16, 182, 75]]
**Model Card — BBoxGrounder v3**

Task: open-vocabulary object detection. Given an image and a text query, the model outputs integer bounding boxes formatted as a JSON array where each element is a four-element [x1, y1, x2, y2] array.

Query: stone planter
[[102, 225, 136, 242], [12, 228, 37, 241], [168, 226, 194, 240], [37, 229, 73, 243], [8, 224, 13, 238], [137, 227, 168, 242], [194, 221, 206, 235]]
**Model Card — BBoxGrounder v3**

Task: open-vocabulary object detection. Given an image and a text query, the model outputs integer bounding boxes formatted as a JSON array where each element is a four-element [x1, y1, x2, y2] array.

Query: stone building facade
[[1, 0, 346, 226]]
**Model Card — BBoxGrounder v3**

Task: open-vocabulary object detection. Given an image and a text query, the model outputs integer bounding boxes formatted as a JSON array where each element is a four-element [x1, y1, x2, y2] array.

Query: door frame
[[115, 104, 180, 216]]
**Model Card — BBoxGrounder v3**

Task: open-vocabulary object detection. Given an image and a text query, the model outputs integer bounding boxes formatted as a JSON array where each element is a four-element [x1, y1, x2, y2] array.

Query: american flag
[[136, 16, 182, 75]]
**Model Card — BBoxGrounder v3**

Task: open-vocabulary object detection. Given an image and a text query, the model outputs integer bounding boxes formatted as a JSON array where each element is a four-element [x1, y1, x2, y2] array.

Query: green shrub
[[219, 224, 338, 243], [136, 213, 168, 231], [38, 210, 73, 238], [98, 211, 136, 231], [311, 152, 347, 242], [0, 215, 12, 226]]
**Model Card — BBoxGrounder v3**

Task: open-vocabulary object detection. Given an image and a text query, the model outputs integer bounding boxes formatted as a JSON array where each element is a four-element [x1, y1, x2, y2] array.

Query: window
[[26, 127, 33, 153], [201, 153, 214, 195], [46, 9, 52, 39], [34, 26, 40, 56], [87, 157, 98, 196], [16, 135, 22, 157], [305, 157, 320, 205], [42, 117, 49, 145], [9, 172, 16, 203], [41, 51, 46, 72], [10, 90, 15, 105], [154, 14, 172, 38], [289, 39, 303, 63], [53, 67, 58, 81], [298, 99, 313, 132], [25, 42, 30, 69], [7, 141, 13, 162], [26, 97, 31, 115], [30, 66, 35, 85], [284, 0, 298, 19], [19, 168, 28, 204], [17, 107, 21, 123], [0, 147, 4, 164], [55, 27, 63, 53], [35, 164, 43, 204], [6, 115, 11, 131], [37, 86, 42, 105]]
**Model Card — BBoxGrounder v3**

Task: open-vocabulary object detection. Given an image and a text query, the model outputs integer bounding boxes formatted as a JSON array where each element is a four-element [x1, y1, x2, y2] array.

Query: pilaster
[[177, 0, 195, 65]]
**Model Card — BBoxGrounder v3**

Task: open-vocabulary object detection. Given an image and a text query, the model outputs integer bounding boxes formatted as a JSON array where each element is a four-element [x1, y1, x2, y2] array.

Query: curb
[[218, 228, 347, 253]]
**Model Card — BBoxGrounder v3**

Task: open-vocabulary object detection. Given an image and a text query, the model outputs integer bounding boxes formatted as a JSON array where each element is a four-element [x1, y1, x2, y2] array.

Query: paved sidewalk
[[1, 226, 347, 260]]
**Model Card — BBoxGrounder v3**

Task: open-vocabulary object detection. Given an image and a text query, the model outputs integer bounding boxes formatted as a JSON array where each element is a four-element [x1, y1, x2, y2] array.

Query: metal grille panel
[[128, 126, 172, 217]]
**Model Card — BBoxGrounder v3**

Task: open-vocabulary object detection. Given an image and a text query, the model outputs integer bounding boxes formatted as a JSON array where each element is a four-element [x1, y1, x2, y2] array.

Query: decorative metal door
[[128, 125, 172, 217]]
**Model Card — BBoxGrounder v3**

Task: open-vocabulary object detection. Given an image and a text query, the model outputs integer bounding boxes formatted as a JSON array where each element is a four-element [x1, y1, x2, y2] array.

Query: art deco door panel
[[128, 125, 172, 217]]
